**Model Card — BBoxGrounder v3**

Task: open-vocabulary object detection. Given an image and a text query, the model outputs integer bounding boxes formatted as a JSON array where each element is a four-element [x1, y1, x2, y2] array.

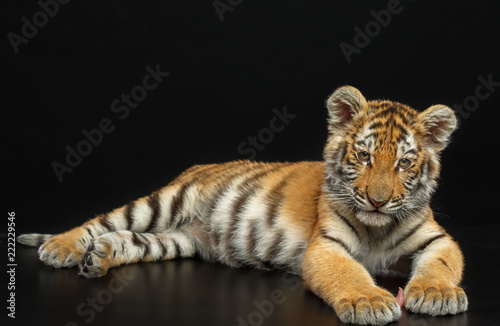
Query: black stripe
[[353, 195, 365, 205], [177, 215, 192, 228], [412, 181, 425, 195], [169, 183, 190, 228], [390, 201, 403, 209], [226, 193, 252, 261], [379, 217, 404, 245], [408, 234, 447, 257], [334, 210, 361, 240], [376, 106, 403, 120], [264, 229, 285, 263], [131, 232, 150, 259], [125, 202, 135, 230], [290, 244, 306, 264], [173, 240, 181, 258], [279, 243, 307, 273], [437, 258, 450, 269], [405, 149, 417, 156], [391, 121, 409, 135], [389, 218, 427, 250], [145, 191, 161, 232], [345, 161, 358, 168], [266, 170, 296, 227], [101, 213, 114, 232], [427, 158, 437, 177], [237, 164, 287, 193], [407, 173, 418, 183], [259, 260, 274, 269], [336, 141, 348, 165], [403, 181, 414, 192], [156, 237, 166, 259], [320, 233, 353, 256], [397, 129, 410, 143], [247, 220, 260, 263], [421, 158, 429, 179], [258, 231, 288, 270], [345, 157, 358, 167], [395, 107, 412, 125], [345, 174, 358, 183], [368, 121, 384, 130], [364, 132, 378, 142], [437, 257, 451, 272], [140, 234, 150, 259], [37, 234, 46, 246], [131, 232, 144, 247], [84, 226, 94, 238], [414, 157, 425, 180]]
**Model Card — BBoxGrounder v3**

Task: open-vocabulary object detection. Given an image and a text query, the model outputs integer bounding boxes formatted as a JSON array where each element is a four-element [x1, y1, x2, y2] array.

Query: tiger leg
[[78, 230, 197, 278], [36, 178, 202, 268], [404, 235, 468, 316], [302, 236, 401, 325], [23, 162, 243, 269]]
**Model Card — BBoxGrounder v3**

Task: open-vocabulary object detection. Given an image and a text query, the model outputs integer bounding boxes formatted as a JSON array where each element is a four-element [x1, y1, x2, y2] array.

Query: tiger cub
[[18, 86, 467, 325]]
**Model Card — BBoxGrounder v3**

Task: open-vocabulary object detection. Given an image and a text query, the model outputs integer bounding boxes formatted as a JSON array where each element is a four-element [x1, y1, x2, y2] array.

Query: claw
[[85, 252, 93, 266]]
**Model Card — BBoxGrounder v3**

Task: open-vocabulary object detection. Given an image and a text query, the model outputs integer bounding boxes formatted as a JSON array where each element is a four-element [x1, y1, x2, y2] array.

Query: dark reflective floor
[[2, 225, 499, 326]]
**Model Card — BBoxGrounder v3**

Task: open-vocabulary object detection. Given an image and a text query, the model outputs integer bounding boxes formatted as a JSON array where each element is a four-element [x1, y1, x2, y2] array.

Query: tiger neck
[[336, 205, 430, 246]]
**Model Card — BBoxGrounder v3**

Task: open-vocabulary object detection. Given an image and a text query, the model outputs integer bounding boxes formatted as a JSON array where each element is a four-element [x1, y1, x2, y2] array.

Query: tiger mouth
[[355, 209, 393, 226]]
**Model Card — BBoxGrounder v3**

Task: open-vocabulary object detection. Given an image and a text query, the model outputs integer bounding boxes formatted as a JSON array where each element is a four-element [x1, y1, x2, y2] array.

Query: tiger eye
[[398, 158, 412, 169], [358, 151, 370, 162]]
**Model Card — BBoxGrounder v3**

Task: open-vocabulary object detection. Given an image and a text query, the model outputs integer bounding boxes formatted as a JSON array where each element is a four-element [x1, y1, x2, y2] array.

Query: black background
[[2, 0, 499, 232], [1, 1, 500, 325]]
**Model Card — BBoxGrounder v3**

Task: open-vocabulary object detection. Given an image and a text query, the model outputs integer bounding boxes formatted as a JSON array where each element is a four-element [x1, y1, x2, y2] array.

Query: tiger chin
[[18, 86, 467, 325]]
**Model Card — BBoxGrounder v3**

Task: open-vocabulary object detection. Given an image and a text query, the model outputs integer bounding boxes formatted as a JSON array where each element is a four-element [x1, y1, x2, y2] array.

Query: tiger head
[[323, 86, 457, 227]]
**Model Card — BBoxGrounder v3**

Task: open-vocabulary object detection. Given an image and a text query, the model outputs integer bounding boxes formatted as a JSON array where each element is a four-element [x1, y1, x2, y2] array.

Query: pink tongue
[[395, 287, 405, 307]]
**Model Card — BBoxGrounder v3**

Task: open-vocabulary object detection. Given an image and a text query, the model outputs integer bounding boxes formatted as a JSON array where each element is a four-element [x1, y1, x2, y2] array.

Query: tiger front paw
[[405, 279, 468, 316], [334, 286, 401, 325], [38, 229, 89, 268], [78, 239, 112, 278]]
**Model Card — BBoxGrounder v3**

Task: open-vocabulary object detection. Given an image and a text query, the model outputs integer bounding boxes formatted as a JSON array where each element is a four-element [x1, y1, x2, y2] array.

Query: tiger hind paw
[[38, 232, 88, 268], [78, 240, 112, 278]]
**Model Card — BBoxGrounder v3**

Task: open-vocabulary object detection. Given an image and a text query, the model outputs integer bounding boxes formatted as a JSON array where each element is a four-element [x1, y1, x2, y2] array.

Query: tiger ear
[[418, 104, 457, 151], [326, 86, 367, 129]]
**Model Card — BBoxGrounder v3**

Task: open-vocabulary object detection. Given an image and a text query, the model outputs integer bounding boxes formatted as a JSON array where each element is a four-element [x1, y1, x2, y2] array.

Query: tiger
[[17, 86, 468, 325]]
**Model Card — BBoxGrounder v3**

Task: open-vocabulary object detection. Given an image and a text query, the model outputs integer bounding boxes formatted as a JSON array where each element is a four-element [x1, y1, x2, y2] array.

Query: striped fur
[[18, 86, 467, 325]]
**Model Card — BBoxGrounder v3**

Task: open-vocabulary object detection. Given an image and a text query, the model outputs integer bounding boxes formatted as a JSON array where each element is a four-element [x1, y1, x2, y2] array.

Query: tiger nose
[[368, 196, 389, 208]]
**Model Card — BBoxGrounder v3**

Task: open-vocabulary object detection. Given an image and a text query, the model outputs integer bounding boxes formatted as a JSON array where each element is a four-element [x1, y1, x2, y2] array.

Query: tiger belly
[[183, 161, 324, 274]]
